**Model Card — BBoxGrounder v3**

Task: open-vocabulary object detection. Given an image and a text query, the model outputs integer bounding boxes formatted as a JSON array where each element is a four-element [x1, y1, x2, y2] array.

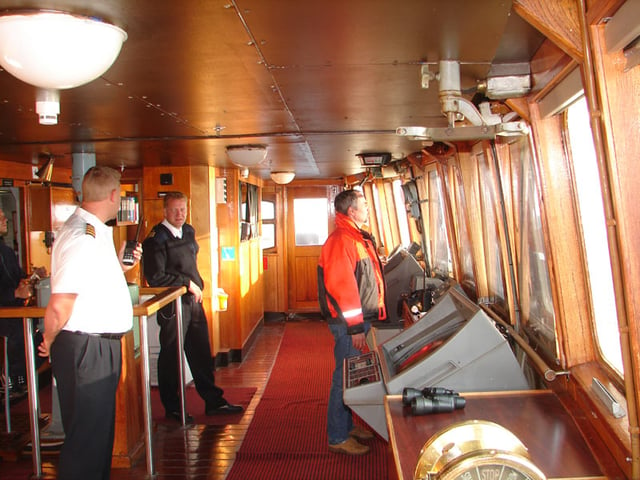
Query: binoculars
[[402, 387, 466, 416]]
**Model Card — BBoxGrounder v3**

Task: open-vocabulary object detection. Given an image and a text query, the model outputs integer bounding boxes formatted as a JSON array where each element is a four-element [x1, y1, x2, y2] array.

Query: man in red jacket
[[317, 189, 387, 455]]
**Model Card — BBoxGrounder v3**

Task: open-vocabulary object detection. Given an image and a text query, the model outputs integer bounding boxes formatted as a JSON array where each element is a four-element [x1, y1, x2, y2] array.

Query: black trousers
[[157, 297, 224, 412], [51, 331, 122, 480]]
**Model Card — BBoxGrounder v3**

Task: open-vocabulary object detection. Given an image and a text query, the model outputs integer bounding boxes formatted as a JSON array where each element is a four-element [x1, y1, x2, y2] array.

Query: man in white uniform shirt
[[38, 166, 142, 480]]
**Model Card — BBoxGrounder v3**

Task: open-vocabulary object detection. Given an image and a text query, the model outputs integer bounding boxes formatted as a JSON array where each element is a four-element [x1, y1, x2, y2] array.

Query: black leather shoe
[[165, 411, 194, 423], [205, 401, 244, 415]]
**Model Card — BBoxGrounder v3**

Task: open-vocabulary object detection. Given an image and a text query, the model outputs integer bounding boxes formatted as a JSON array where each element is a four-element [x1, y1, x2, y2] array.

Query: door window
[[293, 198, 328, 246]]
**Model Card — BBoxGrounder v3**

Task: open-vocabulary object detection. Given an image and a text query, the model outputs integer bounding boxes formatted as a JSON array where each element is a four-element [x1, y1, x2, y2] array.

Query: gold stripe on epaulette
[[85, 224, 96, 238]]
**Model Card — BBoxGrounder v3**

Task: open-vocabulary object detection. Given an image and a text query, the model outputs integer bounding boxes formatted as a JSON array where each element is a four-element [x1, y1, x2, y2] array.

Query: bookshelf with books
[[118, 184, 140, 225]]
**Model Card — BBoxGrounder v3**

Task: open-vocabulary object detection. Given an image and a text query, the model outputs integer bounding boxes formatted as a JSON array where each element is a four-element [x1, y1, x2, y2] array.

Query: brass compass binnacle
[[414, 420, 546, 480]]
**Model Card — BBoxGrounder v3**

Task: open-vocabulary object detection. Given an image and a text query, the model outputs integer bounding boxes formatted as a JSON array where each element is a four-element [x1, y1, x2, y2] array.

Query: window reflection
[[479, 152, 505, 303], [517, 136, 558, 359], [429, 170, 451, 277], [447, 162, 476, 291]]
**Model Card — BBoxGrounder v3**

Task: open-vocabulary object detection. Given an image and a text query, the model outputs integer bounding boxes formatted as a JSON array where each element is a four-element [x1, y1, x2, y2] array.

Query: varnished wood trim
[[586, 0, 626, 25], [514, 0, 583, 61]]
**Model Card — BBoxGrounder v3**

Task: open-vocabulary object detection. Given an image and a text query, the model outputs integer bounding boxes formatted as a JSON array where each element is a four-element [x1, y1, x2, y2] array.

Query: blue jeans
[[327, 322, 370, 445]]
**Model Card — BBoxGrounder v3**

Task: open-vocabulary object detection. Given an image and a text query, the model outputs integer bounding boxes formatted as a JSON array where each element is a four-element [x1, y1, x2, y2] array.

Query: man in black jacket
[[142, 192, 242, 421], [0, 208, 40, 397]]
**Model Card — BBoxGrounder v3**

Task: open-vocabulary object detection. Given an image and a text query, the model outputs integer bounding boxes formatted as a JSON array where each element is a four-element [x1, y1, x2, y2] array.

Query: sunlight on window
[[261, 200, 275, 250], [261, 224, 275, 250], [567, 97, 623, 376], [262, 200, 275, 220], [294, 198, 328, 246]]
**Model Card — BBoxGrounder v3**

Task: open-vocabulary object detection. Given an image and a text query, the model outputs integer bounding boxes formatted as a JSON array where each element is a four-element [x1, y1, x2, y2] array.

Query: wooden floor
[[3, 319, 287, 480]]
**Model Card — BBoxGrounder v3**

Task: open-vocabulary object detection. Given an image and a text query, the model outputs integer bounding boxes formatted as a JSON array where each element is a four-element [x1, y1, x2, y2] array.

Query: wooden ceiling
[[0, 0, 544, 181]]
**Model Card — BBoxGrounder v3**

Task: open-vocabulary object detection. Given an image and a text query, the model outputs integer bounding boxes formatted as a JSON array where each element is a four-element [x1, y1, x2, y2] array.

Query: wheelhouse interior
[[0, 0, 639, 478]]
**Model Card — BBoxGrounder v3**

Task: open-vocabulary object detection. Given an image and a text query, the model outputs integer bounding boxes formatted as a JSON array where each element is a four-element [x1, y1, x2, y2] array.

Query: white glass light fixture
[[270, 171, 295, 184], [0, 11, 127, 89], [226, 144, 267, 168]]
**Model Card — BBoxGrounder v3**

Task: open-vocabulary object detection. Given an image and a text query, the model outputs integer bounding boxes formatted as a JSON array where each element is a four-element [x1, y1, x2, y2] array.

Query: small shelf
[[118, 185, 140, 224]]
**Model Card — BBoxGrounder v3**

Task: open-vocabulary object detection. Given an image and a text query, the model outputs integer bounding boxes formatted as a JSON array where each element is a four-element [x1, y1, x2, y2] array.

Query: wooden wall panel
[[217, 170, 264, 353], [263, 253, 280, 311], [528, 102, 593, 366], [262, 184, 287, 313], [217, 170, 240, 351], [190, 165, 215, 351], [112, 331, 144, 467]]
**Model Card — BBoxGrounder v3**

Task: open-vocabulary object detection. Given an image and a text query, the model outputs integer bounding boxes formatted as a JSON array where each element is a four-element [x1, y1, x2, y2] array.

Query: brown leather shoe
[[349, 425, 374, 441], [328, 437, 370, 455]]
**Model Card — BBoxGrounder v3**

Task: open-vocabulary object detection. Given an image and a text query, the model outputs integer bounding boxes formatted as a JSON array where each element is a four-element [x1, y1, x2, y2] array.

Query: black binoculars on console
[[402, 387, 466, 416]]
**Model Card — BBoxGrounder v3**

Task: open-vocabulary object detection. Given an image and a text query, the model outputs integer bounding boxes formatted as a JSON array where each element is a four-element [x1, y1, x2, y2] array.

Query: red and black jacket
[[317, 213, 387, 334]]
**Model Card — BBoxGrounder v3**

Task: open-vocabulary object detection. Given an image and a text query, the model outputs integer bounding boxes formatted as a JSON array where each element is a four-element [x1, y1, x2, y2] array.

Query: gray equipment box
[[344, 288, 529, 440]]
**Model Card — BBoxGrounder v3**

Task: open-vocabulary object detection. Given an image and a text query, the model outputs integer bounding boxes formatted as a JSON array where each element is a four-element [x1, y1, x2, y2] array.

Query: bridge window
[[445, 161, 476, 295], [428, 169, 452, 277], [240, 182, 258, 241], [392, 180, 411, 247], [566, 96, 623, 376], [517, 136, 557, 359], [261, 195, 276, 250], [367, 180, 411, 255], [478, 152, 506, 304]]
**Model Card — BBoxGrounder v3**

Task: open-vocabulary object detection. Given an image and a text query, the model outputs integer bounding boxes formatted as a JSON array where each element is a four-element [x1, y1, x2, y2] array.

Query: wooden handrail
[[0, 286, 186, 320], [480, 304, 567, 382], [0, 306, 45, 319], [135, 286, 187, 316]]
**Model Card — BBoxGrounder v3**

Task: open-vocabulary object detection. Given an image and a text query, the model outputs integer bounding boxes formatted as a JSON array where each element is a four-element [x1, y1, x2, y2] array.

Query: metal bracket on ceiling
[[396, 121, 528, 142], [401, 60, 528, 142]]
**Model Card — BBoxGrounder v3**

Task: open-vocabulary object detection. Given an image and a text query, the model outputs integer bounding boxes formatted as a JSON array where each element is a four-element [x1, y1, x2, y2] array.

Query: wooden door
[[286, 185, 334, 313]]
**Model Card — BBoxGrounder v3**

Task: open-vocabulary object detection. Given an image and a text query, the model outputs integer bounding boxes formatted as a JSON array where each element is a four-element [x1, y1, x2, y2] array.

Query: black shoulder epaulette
[[145, 224, 170, 244], [85, 223, 96, 238]]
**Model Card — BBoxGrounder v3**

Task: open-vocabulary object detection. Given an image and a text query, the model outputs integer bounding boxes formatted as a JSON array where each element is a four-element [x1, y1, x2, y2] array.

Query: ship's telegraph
[[413, 420, 546, 480], [402, 387, 466, 416]]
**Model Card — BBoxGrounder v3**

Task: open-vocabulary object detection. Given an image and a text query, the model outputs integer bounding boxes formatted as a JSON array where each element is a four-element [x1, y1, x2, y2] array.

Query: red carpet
[[227, 321, 389, 480], [151, 385, 255, 425]]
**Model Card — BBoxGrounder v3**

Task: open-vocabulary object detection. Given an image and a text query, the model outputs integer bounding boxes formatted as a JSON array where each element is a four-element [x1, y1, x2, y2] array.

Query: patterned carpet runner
[[226, 320, 389, 480]]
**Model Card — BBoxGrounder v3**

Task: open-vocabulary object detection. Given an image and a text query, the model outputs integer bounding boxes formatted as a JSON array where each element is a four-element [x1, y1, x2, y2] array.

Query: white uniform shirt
[[51, 207, 133, 334]]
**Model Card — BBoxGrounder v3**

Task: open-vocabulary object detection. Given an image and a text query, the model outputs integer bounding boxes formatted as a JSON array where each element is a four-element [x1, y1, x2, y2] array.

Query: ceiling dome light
[[226, 144, 267, 168], [0, 11, 127, 89], [270, 171, 295, 184]]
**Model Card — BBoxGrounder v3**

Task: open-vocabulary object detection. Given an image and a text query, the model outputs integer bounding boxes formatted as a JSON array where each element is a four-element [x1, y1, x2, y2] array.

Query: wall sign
[[221, 246, 236, 261]]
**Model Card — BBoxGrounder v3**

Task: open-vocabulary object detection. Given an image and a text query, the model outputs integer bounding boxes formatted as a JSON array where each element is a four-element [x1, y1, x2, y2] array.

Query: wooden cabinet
[[112, 331, 144, 467], [28, 185, 76, 231]]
